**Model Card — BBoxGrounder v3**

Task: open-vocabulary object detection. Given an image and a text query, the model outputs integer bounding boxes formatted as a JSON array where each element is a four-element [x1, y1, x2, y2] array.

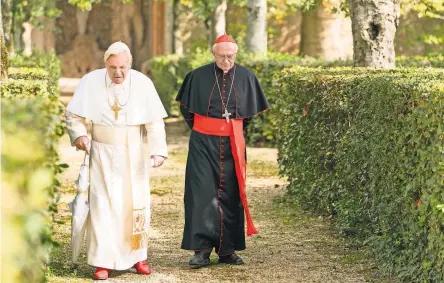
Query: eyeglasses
[[214, 53, 237, 61]]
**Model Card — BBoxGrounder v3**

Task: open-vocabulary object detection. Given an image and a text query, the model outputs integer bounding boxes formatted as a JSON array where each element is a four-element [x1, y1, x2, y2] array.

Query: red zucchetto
[[214, 33, 236, 44]]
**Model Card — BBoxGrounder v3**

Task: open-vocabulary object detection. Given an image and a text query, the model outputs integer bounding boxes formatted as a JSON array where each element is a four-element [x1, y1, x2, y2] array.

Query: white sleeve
[[66, 111, 89, 146], [144, 119, 168, 158]]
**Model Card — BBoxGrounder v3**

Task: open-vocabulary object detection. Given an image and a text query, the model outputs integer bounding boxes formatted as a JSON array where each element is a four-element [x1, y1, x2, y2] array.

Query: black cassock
[[176, 62, 269, 255]]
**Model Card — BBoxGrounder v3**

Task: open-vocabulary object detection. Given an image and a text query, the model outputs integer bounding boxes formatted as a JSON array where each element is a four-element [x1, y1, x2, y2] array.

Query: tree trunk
[[1, 4, 8, 80], [76, 10, 90, 36], [210, 0, 227, 44], [349, 0, 400, 68], [1, 0, 13, 53], [246, 0, 267, 54], [164, 0, 174, 54], [0, 35, 7, 80], [172, 0, 179, 53], [300, 6, 353, 60]]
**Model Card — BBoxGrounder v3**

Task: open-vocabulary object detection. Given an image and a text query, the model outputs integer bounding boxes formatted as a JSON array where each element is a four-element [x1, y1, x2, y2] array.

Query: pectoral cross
[[111, 101, 122, 120], [223, 108, 232, 123]]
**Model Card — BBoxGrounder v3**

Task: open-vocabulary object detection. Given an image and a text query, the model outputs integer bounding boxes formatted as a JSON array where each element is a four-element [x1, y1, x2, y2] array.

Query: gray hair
[[104, 41, 133, 63], [212, 42, 239, 53]]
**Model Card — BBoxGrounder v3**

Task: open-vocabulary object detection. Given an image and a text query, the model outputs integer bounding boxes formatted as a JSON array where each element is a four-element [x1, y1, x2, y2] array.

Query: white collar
[[105, 69, 131, 89]]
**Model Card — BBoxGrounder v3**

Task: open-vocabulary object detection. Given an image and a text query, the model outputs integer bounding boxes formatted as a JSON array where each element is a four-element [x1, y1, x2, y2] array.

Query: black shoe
[[189, 250, 211, 269], [218, 253, 244, 265]]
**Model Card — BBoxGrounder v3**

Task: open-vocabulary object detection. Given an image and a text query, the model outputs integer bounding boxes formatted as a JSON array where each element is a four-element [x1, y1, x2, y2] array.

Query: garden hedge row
[[275, 67, 444, 282], [146, 52, 350, 146], [146, 52, 443, 147], [1, 54, 65, 283]]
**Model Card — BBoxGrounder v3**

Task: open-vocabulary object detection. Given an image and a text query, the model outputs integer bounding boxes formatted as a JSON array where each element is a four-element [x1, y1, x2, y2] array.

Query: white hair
[[104, 41, 133, 63], [212, 42, 238, 53]]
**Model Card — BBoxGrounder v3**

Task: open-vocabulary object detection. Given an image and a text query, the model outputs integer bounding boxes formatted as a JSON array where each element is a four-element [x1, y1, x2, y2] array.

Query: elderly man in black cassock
[[176, 33, 269, 268]]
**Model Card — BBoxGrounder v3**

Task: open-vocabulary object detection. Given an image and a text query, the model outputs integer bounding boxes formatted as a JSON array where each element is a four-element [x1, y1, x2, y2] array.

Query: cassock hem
[[217, 250, 235, 256], [180, 246, 213, 251], [87, 255, 147, 270]]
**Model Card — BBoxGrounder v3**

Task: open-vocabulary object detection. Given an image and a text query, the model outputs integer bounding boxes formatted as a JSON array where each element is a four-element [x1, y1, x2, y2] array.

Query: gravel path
[[47, 119, 383, 283]]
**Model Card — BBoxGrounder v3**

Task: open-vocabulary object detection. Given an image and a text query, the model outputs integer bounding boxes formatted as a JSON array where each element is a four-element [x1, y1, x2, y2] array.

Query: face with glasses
[[212, 42, 238, 73], [105, 52, 132, 84]]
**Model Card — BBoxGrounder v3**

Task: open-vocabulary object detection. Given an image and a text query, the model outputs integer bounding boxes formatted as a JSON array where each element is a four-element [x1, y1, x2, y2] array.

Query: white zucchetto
[[104, 41, 131, 62]]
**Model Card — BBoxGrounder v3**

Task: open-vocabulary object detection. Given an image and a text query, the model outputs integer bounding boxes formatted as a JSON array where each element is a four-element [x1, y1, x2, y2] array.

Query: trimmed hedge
[[240, 54, 349, 146], [9, 50, 61, 91], [146, 52, 350, 146], [8, 67, 52, 81], [146, 52, 351, 115], [276, 67, 444, 281], [146, 52, 443, 147], [397, 54, 444, 68], [1, 63, 65, 283]]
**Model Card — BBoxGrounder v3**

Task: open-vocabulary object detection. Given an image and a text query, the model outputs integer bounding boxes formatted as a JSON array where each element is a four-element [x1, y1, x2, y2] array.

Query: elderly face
[[105, 52, 131, 84], [213, 42, 237, 73]]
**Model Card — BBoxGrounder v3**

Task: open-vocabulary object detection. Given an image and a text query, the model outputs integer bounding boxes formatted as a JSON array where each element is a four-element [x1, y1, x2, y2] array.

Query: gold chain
[[105, 72, 132, 108]]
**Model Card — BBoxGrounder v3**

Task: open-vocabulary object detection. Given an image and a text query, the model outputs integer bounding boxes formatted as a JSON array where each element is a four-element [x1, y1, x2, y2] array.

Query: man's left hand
[[151, 155, 165, 168]]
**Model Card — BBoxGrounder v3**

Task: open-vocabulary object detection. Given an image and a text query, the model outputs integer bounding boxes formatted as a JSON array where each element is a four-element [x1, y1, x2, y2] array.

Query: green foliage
[[276, 67, 444, 281], [147, 51, 444, 146], [68, 0, 102, 10], [2, 99, 55, 283], [11, 0, 61, 27], [68, 0, 133, 11], [301, 0, 444, 18], [9, 51, 61, 92], [146, 49, 216, 115], [8, 67, 51, 81], [397, 0, 444, 54], [147, 51, 350, 146], [180, 0, 227, 21], [1, 64, 65, 283], [12, 0, 58, 21], [239, 53, 346, 146], [397, 53, 444, 68], [268, 0, 322, 17], [1, 36, 8, 79], [402, 0, 444, 20]]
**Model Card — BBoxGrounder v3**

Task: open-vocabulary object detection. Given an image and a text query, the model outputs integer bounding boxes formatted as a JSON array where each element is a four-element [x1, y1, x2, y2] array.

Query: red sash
[[193, 114, 258, 236]]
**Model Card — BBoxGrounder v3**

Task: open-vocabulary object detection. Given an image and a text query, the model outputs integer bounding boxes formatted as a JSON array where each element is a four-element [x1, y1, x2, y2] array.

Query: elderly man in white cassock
[[65, 41, 168, 280]]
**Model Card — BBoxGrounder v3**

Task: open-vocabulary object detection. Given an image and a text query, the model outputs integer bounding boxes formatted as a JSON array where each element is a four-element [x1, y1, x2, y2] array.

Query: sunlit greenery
[[1, 54, 65, 283]]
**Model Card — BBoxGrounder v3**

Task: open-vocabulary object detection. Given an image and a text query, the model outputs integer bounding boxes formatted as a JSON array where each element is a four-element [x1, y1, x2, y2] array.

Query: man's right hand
[[74, 136, 90, 154]]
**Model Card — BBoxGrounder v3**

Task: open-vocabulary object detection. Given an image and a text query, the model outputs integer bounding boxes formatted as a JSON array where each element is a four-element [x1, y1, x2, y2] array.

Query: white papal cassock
[[66, 68, 168, 270]]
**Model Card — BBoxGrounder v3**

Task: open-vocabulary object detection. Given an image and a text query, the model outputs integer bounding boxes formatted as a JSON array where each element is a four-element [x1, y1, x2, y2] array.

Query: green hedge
[[9, 67, 52, 81], [146, 52, 351, 116], [276, 67, 444, 281], [9, 51, 61, 91], [1, 64, 65, 283], [146, 52, 443, 147], [146, 52, 351, 146], [397, 54, 444, 68]]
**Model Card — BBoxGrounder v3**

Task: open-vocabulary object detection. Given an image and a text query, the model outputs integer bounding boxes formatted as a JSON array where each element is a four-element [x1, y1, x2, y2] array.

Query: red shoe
[[134, 261, 152, 275], [93, 267, 110, 280]]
